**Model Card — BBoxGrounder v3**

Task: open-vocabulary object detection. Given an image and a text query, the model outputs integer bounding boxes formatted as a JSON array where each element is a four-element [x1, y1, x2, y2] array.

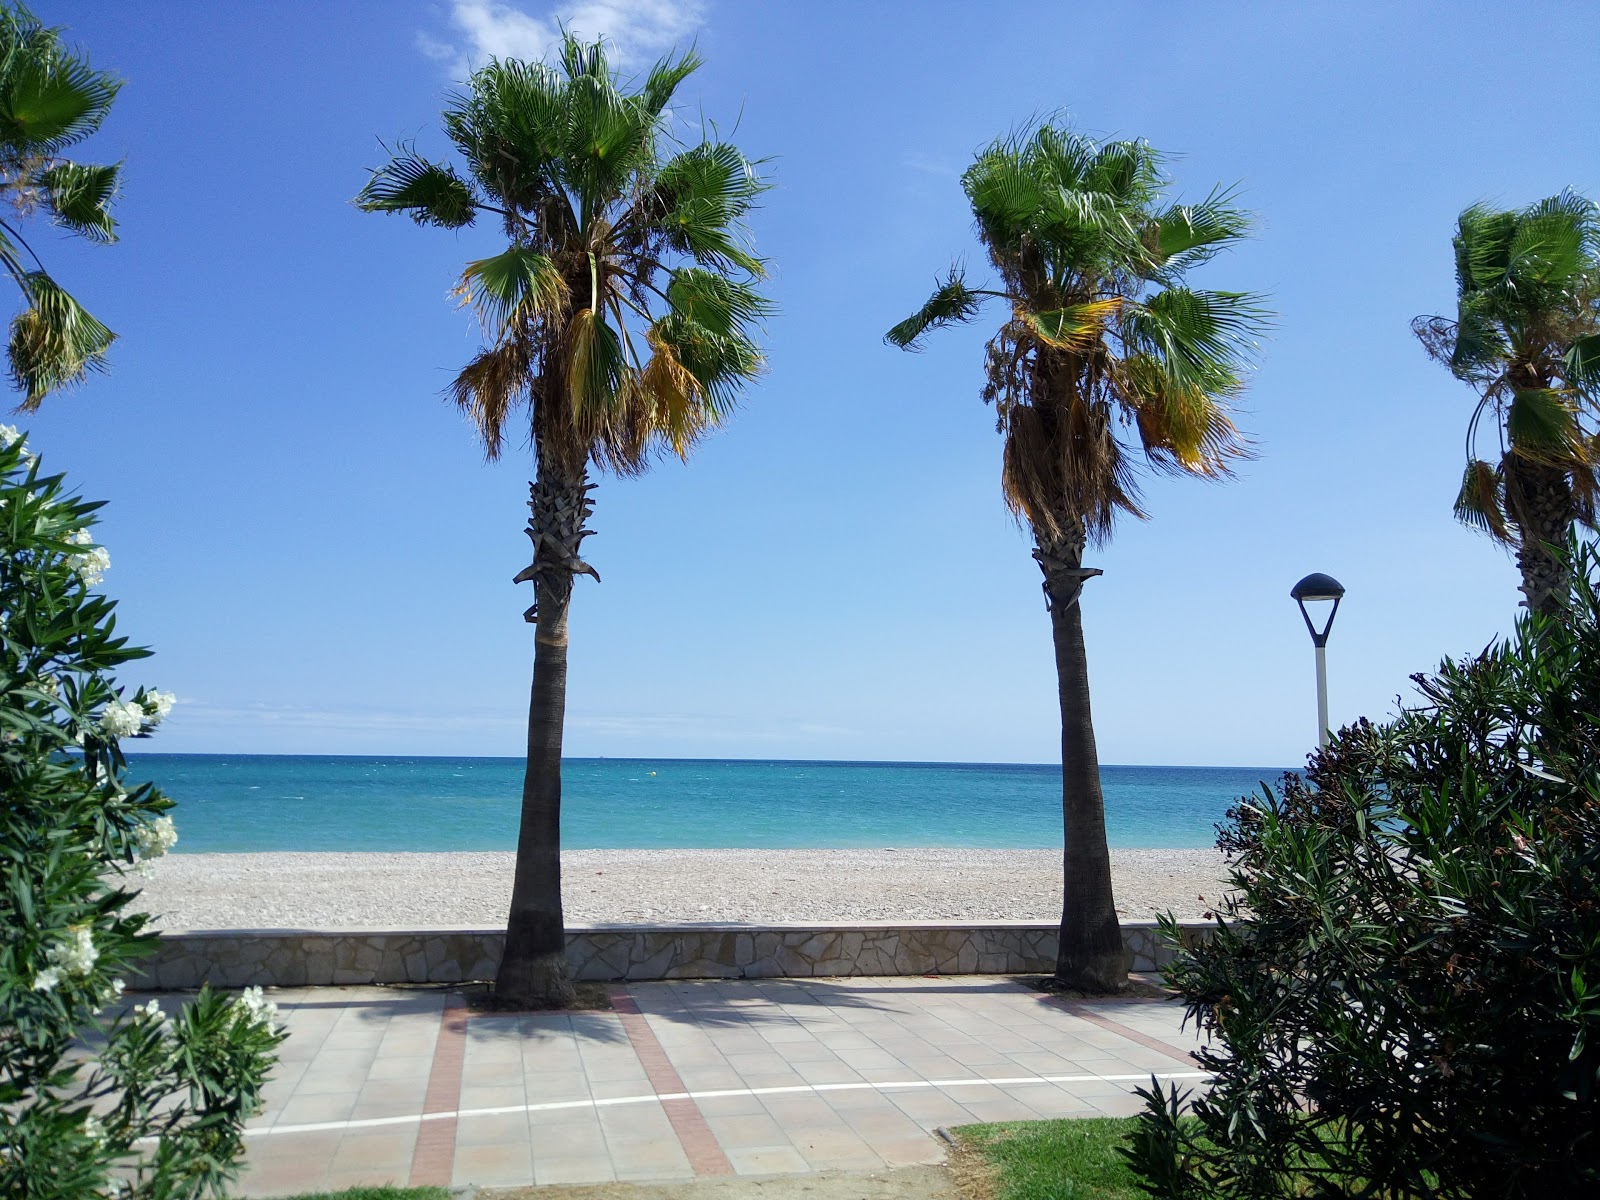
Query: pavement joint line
[[239, 1069, 1212, 1138]]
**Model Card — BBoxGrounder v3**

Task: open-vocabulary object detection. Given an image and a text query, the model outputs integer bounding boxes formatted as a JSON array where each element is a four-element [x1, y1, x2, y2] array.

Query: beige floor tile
[[726, 1145, 812, 1175], [364, 1052, 435, 1081], [457, 1111, 534, 1148], [535, 1155, 618, 1185], [453, 1141, 535, 1187], [272, 1091, 359, 1126]]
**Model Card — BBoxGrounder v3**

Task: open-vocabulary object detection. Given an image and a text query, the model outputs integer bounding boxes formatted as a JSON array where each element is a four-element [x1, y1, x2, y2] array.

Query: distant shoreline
[[130, 847, 1232, 931]]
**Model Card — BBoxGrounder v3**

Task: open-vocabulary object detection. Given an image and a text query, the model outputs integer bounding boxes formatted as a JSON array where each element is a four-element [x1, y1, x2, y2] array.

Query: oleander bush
[[0, 427, 284, 1199], [1125, 538, 1600, 1198]]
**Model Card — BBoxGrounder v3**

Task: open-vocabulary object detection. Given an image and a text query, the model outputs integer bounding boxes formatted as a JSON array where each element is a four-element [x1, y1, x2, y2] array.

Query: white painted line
[[241, 1069, 1212, 1138]]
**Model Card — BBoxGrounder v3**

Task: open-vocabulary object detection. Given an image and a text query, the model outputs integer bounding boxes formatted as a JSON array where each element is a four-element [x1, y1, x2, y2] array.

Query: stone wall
[[127, 920, 1211, 991]]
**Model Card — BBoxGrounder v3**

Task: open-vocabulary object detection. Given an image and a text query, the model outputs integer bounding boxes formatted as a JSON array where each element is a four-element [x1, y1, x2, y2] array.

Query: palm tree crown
[[888, 124, 1266, 547], [0, 2, 120, 408], [357, 37, 770, 476], [1414, 192, 1600, 558]]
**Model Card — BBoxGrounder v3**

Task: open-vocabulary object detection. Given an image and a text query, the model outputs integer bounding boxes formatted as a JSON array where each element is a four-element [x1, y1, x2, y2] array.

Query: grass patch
[[952, 1118, 1144, 1200]]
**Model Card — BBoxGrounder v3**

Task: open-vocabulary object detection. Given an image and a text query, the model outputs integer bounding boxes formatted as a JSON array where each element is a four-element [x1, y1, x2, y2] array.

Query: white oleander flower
[[33, 966, 62, 992], [82, 1114, 105, 1144], [234, 984, 281, 1027], [64, 529, 110, 586], [37, 674, 61, 698], [142, 689, 175, 724], [0, 423, 18, 448], [46, 925, 99, 977], [139, 999, 165, 1023], [100, 700, 145, 739], [133, 815, 177, 860]]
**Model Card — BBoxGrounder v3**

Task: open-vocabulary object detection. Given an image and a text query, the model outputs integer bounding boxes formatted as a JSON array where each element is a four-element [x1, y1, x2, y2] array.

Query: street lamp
[[1291, 572, 1345, 749]]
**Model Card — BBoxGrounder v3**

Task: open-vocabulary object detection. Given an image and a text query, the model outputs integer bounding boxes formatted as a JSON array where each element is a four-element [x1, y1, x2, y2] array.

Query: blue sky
[[18, 1, 1600, 765]]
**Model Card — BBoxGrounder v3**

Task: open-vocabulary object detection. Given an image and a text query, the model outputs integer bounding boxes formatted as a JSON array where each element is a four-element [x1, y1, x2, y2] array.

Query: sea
[[123, 755, 1295, 854]]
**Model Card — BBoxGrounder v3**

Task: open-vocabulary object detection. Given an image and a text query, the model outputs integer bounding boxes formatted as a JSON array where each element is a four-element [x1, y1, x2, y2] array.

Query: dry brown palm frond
[[638, 327, 706, 457], [1412, 315, 1461, 369], [450, 339, 532, 461]]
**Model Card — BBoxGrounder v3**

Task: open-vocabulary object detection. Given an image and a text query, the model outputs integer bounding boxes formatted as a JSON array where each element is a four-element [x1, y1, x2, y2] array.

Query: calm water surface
[[125, 755, 1294, 853]]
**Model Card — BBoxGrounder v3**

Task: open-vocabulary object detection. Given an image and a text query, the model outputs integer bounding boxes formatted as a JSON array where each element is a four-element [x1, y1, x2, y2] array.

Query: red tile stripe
[[607, 986, 734, 1176], [1041, 995, 1199, 1066], [408, 999, 468, 1187]]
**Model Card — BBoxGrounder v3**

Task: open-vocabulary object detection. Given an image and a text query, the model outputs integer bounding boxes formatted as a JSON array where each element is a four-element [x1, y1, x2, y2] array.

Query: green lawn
[[954, 1117, 1145, 1200]]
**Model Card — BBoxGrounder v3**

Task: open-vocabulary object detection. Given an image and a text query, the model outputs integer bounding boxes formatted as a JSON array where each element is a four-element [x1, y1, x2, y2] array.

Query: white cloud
[[421, 0, 706, 77]]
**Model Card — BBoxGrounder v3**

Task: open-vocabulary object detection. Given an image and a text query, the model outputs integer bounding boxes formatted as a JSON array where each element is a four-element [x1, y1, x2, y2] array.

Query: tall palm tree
[[357, 37, 769, 1008], [1413, 192, 1600, 616], [888, 124, 1266, 992], [0, 2, 121, 408]]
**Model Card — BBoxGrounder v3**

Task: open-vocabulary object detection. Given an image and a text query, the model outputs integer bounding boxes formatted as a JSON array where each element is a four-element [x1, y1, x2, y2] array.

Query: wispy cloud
[[420, 0, 706, 77], [900, 151, 961, 178]]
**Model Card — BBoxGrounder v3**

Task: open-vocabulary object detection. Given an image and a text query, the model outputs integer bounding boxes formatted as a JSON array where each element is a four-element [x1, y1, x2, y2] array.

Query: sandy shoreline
[[128, 848, 1230, 931]]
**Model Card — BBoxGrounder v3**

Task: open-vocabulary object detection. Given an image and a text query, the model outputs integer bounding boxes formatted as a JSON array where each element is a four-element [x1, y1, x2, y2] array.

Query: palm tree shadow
[[619, 974, 1046, 1029]]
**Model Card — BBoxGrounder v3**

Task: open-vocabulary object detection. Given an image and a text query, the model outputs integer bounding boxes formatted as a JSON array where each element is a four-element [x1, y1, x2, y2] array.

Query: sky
[[16, 1, 1600, 766]]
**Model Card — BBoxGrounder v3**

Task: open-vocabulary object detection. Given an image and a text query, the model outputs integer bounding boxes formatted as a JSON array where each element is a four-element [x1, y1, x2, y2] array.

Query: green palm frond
[[454, 247, 568, 335], [1023, 299, 1122, 351], [666, 268, 773, 335], [648, 142, 768, 278], [444, 58, 568, 204], [1566, 334, 1600, 393], [1122, 287, 1267, 389], [1507, 388, 1585, 464], [1152, 186, 1252, 268], [639, 47, 702, 116], [0, 13, 119, 157], [962, 149, 1044, 246], [35, 161, 116, 242], [654, 309, 762, 418], [653, 141, 767, 226], [7, 269, 113, 409], [355, 151, 479, 228], [566, 306, 625, 419], [885, 269, 987, 350], [1507, 208, 1585, 286]]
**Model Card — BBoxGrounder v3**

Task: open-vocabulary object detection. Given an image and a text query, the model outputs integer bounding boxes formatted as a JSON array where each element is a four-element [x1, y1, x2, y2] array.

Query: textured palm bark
[[496, 466, 596, 1009], [1507, 458, 1575, 617], [1037, 535, 1125, 993]]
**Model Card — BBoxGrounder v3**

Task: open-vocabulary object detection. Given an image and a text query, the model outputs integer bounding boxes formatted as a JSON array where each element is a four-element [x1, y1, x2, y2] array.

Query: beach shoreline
[[129, 847, 1231, 931]]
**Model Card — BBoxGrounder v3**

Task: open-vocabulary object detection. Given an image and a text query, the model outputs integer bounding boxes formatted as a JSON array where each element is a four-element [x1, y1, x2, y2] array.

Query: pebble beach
[[128, 847, 1232, 930]]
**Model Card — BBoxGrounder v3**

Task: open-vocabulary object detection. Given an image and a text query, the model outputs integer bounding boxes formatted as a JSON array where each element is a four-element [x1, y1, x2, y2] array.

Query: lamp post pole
[[1291, 573, 1346, 750]]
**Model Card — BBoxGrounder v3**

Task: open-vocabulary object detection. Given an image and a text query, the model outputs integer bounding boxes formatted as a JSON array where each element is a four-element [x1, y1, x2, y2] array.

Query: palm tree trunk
[[1507, 459, 1575, 617], [495, 464, 596, 1009], [1038, 537, 1125, 993]]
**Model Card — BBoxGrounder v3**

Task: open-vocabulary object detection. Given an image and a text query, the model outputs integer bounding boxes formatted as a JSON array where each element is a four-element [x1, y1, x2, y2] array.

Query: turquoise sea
[[124, 755, 1293, 854]]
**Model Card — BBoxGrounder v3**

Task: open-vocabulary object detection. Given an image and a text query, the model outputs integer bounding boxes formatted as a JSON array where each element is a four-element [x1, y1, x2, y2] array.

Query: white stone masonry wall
[[128, 921, 1210, 990]]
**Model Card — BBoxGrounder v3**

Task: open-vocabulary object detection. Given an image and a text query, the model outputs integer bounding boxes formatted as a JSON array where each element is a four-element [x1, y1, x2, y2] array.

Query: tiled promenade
[[210, 976, 1208, 1196]]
